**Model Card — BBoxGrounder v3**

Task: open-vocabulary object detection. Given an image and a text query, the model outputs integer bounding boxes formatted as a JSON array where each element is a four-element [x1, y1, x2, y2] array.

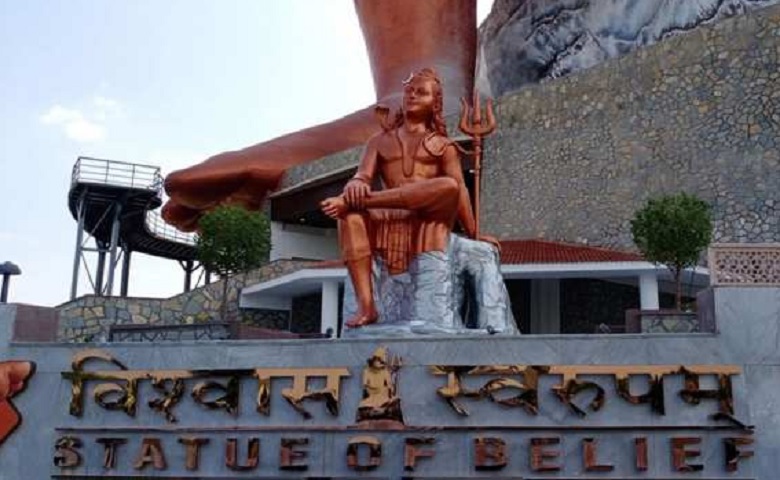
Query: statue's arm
[[344, 135, 380, 210], [353, 135, 380, 184], [442, 144, 477, 238]]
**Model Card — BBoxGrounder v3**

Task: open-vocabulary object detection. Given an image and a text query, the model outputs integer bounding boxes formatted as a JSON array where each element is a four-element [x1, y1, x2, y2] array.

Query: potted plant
[[631, 193, 712, 311]]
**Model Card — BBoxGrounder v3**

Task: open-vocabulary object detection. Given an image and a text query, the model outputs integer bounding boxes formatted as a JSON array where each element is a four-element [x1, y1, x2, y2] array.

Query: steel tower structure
[[67, 157, 202, 299]]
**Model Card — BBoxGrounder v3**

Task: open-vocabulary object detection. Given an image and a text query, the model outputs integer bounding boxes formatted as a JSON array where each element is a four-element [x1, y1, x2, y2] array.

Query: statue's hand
[[344, 179, 371, 210], [321, 196, 349, 219], [477, 234, 502, 253]]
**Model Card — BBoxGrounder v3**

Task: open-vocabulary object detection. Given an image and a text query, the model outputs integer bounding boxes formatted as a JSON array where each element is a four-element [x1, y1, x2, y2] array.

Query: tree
[[196, 205, 271, 321], [630, 193, 712, 310]]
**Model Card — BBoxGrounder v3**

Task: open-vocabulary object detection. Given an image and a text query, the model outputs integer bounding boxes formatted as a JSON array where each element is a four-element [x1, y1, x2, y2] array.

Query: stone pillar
[[530, 279, 560, 334], [639, 272, 660, 310], [320, 280, 340, 338]]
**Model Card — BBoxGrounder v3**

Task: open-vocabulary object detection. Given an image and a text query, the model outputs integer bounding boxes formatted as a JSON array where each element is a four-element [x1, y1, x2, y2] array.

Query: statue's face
[[403, 77, 436, 117]]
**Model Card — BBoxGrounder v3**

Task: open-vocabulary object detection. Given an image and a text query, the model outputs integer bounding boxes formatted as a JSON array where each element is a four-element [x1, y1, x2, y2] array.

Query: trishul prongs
[[459, 92, 496, 139], [458, 91, 497, 238]]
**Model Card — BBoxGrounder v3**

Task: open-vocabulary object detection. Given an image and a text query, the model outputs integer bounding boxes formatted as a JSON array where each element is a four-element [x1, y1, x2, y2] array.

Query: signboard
[[48, 347, 755, 478]]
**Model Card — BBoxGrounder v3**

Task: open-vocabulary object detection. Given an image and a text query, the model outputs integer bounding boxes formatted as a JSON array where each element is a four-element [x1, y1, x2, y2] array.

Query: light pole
[[0, 262, 21, 303]]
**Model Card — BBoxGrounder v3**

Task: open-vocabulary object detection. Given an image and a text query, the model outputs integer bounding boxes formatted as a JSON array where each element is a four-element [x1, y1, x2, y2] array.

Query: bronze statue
[[321, 68, 498, 328], [162, 0, 477, 231], [356, 347, 403, 426]]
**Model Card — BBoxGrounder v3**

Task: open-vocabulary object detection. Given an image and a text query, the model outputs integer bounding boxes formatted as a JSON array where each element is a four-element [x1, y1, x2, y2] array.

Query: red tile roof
[[500, 239, 643, 264], [309, 238, 644, 268]]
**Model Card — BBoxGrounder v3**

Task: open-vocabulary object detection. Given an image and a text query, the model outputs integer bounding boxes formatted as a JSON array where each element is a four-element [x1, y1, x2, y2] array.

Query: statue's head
[[388, 67, 447, 136], [403, 68, 443, 117], [367, 347, 388, 368]]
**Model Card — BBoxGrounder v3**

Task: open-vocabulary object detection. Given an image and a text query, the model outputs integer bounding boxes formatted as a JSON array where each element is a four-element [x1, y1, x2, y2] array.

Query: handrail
[[145, 209, 197, 246], [71, 156, 162, 193], [71, 156, 197, 248]]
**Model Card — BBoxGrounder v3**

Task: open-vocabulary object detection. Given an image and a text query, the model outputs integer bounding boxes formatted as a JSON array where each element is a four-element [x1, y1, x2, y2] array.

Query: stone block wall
[[57, 259, 311, 341], [481, 5, 780, 249]]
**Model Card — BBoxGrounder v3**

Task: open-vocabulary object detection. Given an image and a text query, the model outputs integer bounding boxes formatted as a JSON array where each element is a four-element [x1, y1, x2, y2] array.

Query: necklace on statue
[[395, 129, 427, 178]]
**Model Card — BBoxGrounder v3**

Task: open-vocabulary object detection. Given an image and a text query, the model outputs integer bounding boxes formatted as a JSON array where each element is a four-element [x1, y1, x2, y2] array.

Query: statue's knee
[[434, 177, 459, 197]]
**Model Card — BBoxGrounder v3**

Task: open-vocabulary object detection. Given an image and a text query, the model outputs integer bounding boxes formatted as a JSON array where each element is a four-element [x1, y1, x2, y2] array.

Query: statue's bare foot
[[321, 196, 348, 219], [161, 106, 383, 231], [345, 312, 379, 328]]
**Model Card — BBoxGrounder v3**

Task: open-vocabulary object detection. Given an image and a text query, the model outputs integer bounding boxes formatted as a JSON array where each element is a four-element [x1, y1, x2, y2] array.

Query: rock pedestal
[[342, 235, 518, 336]]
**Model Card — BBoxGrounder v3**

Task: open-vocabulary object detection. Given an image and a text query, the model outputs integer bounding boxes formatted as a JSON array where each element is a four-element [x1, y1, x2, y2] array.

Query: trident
[[458, 92, 496, 237]]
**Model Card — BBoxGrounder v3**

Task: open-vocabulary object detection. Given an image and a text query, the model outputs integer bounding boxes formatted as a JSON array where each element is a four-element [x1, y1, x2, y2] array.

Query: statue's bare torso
[[373, 130, 451, 188]]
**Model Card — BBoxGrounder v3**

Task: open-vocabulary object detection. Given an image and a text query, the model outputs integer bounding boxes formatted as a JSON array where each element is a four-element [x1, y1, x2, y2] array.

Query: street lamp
[[0, 262, 21, 303]]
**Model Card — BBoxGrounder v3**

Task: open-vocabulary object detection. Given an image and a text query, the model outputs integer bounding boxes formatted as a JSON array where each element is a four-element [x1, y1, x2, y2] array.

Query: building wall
[[481, 5, 780, 249], [270, 222, 340, 261]]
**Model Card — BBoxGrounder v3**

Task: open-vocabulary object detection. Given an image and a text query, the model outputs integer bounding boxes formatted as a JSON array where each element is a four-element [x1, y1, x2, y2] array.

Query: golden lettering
[[582, 438, 613, 472], [53, 436, 82, 468], [96, 437, 126, 470], [724, 437, 754, 472], [634, 437, 648, 471], [431, 364, 745, 423], [404, 437, 436, 471], [280, 438, 309, 471], [255, 368, 350, 419], [615, 370, 666, 415], [430, 365, 546, 416], [550, 366, 605, 417], [530, 437, 561, 472], [225, 438, 259, 471], [148, 377, 185, 423], [191, 377, 241, 416], [680, 366, 740, 422], [347, 436, 382, 471], [671, 437, 703, 472], [474, 437, 507, 471], [61, 350, 141, 417], [178, 437, 209, 471], [133, 437, 167, 471]]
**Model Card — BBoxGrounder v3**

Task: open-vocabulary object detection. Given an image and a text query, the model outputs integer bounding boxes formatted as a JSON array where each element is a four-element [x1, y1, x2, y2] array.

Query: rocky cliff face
[[477, 0, 780, 97]]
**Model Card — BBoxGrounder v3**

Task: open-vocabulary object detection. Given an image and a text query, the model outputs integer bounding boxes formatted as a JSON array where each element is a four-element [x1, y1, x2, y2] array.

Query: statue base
[[342, 235, 518, 336]]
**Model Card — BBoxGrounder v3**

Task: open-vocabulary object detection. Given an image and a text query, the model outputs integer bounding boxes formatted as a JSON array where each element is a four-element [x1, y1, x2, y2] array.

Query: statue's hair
[[391, 67, 447, 137]]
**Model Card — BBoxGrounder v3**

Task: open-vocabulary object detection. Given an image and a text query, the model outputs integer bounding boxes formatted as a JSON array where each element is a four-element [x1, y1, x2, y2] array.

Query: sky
[[0, 0, 495, 306]]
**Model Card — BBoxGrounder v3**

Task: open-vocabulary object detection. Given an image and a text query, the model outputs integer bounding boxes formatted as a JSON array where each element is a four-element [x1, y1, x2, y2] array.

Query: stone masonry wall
[[57, 259, 311, 341], [481, 5, 780, 249]]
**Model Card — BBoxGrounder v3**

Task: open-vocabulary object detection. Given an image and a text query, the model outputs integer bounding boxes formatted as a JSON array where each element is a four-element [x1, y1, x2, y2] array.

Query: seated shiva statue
[[321, 68, 500, 329]]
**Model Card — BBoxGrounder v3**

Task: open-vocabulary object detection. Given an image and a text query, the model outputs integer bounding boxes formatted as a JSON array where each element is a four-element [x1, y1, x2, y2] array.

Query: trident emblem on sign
[[458, 92, 496, 237]]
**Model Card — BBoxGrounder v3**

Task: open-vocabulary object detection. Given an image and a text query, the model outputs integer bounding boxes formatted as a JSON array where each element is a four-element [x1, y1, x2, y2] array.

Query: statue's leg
[[339, 212, 379, 328], [363, 177, 459, 217]]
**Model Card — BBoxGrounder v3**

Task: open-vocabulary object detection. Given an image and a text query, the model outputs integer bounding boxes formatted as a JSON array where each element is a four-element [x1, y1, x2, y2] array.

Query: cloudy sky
[[0, 1, 494, 306]]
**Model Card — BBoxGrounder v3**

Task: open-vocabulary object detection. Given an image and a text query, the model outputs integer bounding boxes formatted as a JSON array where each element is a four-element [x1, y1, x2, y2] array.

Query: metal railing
[[708, 243, 780, 286], [145, 209, 197, 246], [72, 156, 197, 246], [72, 156, 163, 193]]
